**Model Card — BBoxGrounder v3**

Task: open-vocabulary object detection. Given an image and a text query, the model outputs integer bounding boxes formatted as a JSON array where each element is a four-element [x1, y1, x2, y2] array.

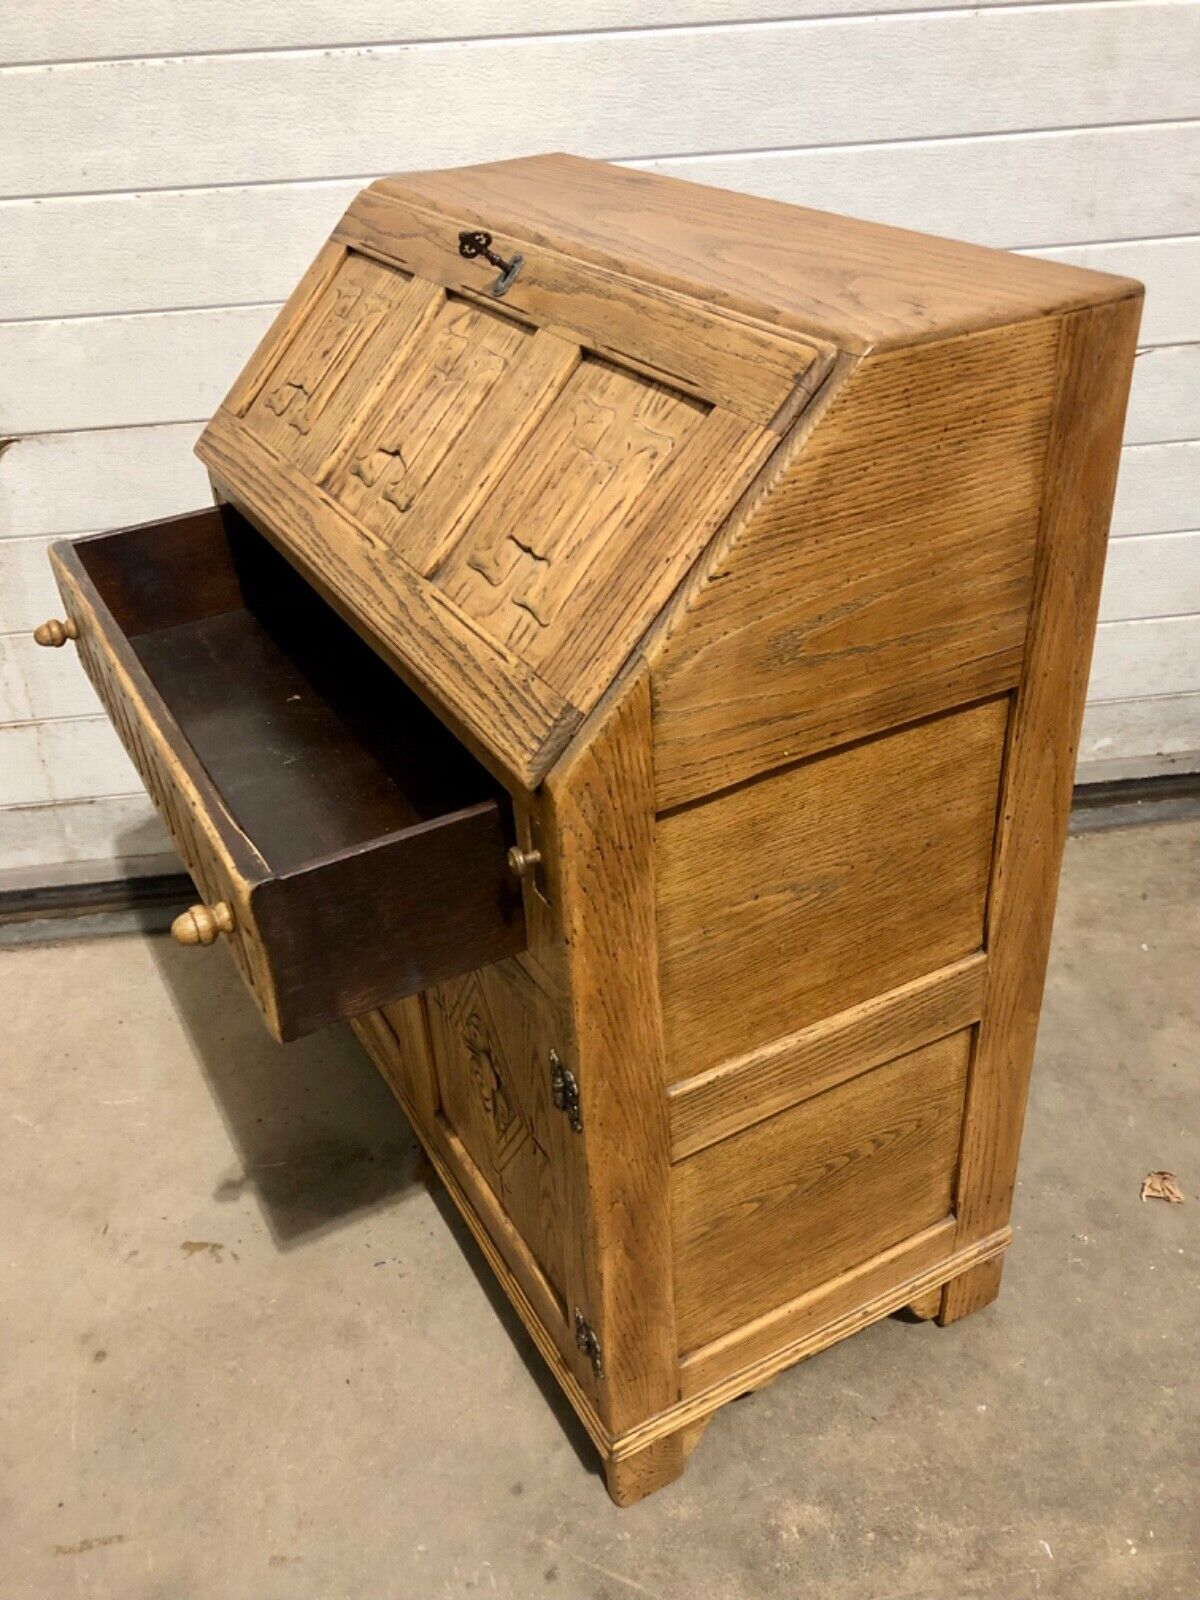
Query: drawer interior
[[64, 505, 524, 1039], [73, 506, 502, 873]]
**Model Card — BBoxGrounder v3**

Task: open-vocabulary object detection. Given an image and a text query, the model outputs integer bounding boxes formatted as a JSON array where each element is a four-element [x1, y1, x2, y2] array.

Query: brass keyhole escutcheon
[[171, 902, 236, 946]]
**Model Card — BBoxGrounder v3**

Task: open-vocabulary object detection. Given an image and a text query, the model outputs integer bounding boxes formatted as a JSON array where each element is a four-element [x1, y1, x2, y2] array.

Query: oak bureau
[[35, 154, 1141, 1504]]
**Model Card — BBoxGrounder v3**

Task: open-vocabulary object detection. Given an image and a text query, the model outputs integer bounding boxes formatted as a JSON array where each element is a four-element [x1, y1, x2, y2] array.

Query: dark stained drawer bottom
[[49, 506, 524, 1040]]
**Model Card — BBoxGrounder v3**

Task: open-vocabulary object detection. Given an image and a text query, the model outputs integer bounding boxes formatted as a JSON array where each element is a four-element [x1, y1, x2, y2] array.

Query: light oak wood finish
[[336, 185, 834, 425], [543, 670, 680, 1439], [667, 953, 987, 1161], [656, 700, 1008, 1079], [649, 321, 1058, 808], [673, 1029, 972, 1351], [47, 155, 1139, 1504], [943, 294, 1143, 1320], [32, 617, 78, 647], [426, 957, 578, 1310], [170, 901, 235, 946], [383, 154, 1137, 353]]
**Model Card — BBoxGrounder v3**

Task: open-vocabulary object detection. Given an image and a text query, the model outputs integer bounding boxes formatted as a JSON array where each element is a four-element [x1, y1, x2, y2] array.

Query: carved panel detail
[[327, 299, 529, 545], [436, 359, 705, 647], [428, 960, 573, 1300]]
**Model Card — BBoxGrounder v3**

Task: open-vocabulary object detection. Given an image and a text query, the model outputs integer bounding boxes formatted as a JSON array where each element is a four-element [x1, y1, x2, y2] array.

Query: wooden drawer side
[[50, 547, 276, 1017]]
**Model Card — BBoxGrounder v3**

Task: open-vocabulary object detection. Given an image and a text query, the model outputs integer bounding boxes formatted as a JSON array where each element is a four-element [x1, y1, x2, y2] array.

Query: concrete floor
[[2, 821, 1197, 1600]]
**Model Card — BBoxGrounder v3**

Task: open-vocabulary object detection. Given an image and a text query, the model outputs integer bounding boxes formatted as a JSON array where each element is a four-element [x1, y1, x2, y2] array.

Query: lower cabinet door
[[426, 958, 580, 1313]]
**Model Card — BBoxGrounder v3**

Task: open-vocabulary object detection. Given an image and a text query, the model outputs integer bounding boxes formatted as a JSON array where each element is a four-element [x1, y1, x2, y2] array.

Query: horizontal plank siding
[[1099, 531, 1200, 622], [0, 424, 208, 540], [0, 1, 1076, 65], [0, 795, 171, 880], [2, 2, 1197, 874], [0, 535, 66, 633], [1032, 236, 1199, 348], [0, 633, 104, 723], [1089, 616, 1200, 702], [0, 307, 277, 434], [0, 717, 142, 808], [1077, 694, 1200, 778], [2, 7, 1195, 196], [636, 122, 1200, 252], [1111, 442, 1200, 537], [1124, 346, 1200, 445]]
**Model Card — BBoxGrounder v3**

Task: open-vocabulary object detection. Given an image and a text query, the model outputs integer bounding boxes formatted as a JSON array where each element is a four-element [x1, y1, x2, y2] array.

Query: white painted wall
[[2, 2, 1198, 884]]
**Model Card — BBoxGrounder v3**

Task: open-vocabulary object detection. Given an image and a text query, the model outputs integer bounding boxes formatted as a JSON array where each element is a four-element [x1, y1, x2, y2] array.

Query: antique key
[[457, 229, 524, 297]]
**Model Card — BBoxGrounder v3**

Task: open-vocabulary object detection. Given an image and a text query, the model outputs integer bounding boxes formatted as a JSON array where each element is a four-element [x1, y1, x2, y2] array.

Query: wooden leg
[[937, 1255, 1004, 1327], [604, 1435, 686, 1507], [603, 1415, 710, 1507], [906, 1285, 944, 1321]]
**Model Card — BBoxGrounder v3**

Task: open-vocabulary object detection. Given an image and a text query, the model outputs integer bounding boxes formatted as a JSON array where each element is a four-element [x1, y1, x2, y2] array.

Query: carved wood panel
[[427, 959, 576, 1306], [70, 614, 272, 1007], [243, 251, 444, 477], [323, 298, 533, 550], [436, 359, 705, 651]]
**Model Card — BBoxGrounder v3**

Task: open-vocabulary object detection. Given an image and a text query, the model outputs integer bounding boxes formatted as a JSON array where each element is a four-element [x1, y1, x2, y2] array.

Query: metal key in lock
[[457, 229, 524, 298]]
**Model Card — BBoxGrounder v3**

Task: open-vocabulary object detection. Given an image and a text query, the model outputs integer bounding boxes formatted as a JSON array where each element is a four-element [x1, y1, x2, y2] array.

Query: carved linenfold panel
[[325, 299, 531, 548], [436, 359, 705, 648], [244, 251, 444, 478], [428, 961, 572, 1301]]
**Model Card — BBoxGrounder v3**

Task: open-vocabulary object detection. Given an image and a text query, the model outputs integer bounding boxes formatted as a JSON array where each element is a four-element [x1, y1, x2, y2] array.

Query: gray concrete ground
[[2, 821, 1197, 1600]]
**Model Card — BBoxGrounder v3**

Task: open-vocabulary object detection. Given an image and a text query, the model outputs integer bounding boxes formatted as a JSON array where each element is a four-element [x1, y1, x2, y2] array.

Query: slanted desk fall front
[[36, 155, 1140, 1504]]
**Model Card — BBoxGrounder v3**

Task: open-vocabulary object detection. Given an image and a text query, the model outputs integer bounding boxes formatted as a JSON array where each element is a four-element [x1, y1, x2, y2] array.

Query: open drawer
[[47, 506, 525, 1041]]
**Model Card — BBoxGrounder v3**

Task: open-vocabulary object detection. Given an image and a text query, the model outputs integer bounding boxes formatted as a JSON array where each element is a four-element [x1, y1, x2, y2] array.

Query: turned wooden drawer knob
[[33, 618, 78, 648], [171, 902, 235, 946]]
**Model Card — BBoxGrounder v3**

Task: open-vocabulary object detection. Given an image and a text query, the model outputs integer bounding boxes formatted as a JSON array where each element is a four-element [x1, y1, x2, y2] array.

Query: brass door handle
[[33, 618, 78, 647], [171, 902, 235, 946]]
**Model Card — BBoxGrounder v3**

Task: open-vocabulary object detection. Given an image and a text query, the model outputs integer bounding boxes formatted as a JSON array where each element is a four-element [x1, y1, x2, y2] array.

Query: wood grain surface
[[545, 670, 681, 1436], [656, 700, 1008, 1079], [672, 1028, 971, 1351], [649, 317, 1059, 808], [944, 291, 1143, 1319]]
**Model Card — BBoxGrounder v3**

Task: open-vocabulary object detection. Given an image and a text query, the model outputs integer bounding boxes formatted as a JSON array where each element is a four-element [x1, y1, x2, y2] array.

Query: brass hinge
[[573, 1309, 603, 1379], [550, 1049, 582, 1133]]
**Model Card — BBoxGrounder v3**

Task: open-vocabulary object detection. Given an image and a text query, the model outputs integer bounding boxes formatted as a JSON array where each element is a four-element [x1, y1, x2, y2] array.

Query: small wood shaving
[[1141, 1171, 1185, 1204]]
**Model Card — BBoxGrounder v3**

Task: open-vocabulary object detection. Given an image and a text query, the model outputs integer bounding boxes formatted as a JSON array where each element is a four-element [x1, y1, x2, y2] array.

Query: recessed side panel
[[656, 698, 1009, 1081], [672, 1027, 972, 1353], [650, 317, 1061, 809]]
